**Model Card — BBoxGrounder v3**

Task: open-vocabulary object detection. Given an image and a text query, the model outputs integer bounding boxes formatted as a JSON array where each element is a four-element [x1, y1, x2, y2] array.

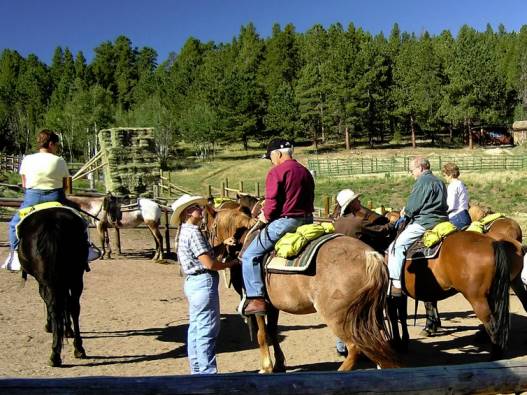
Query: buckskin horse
[[17, 207, 88, 367], [204, 205, 398, 372], [389, 230, 522, 358]]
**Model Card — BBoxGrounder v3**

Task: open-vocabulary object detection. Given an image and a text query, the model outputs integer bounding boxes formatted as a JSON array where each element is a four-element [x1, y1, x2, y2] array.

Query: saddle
[[239, 227, 341, 274], [16, 202, 86, 238]]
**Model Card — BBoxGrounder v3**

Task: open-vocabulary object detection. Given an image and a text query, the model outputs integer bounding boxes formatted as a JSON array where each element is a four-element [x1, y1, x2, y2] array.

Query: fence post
[[208, 185, 213, 199], [239, 181, 244, 194], [255, 182, 260, 197], [168, 172, 173, 197], [221, 182, 225, 197], [323, 195, 330, 217]]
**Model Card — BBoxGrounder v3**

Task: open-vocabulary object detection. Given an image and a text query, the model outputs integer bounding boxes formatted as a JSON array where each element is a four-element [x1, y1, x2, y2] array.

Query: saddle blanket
[[405, 239, 443, 261], [16, 202, 86, 238], [265, 233, 342, 274]]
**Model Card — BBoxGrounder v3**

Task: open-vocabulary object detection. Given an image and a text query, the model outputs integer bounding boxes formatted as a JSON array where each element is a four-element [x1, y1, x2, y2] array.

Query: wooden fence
[[0, 154, 22, 172], [2, 359, 527, 394], [307, 155, 527, 177]]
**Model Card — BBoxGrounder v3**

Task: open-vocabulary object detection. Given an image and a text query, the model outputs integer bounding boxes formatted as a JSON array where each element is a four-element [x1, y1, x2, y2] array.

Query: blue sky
[[1, 0, 526, 65]]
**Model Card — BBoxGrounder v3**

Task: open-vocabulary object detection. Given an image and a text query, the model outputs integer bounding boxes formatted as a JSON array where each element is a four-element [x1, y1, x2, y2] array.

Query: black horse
[[18, 207, 89, 367]]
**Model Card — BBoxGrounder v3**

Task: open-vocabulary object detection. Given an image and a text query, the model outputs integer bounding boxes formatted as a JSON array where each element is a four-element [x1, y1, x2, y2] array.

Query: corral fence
[[1, 153, 86, 175], [2, 359, 527, 394], [307, 155, 527, 177]]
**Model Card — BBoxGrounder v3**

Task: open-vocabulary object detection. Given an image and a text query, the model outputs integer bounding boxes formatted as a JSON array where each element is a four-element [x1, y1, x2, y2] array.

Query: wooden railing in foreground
[[2, 359, 527, 394]]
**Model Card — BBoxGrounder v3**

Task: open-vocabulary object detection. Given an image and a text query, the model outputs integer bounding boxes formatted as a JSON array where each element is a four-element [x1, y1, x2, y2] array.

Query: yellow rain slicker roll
[[422, 221, 458, 248], [480, 213, 505, 226], [466, 221, 484, 233], [275, 223, 335, 258], [18, 201, 63, 219]]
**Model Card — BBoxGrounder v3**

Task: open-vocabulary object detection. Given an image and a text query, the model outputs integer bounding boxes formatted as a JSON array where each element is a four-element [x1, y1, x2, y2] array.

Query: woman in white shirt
[[442, 162, 471, 229], [4, 130, 70, 270]]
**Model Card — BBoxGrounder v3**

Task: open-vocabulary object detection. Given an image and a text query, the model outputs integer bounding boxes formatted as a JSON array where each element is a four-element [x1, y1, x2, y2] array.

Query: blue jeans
[[449, 209, 471, 229], [242, 216, 312, 298], [388, 222, 426, 282], [184, 271, 220, 374], [9, 188, 66, 250]]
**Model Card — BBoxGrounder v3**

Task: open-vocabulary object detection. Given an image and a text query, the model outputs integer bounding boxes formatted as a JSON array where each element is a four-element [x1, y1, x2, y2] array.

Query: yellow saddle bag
[[275, 223, 335, 258], [422, 221, 458, 248]]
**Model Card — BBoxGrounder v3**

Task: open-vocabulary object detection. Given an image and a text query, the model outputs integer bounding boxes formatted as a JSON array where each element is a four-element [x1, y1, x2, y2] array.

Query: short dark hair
[[37, 129, 60, 149]]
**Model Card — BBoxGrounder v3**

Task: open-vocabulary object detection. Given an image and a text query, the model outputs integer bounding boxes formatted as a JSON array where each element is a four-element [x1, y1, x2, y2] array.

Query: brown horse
[[204, 205, 398, 372], [469, 204, 523, 242], [392, 231, 521, 358]]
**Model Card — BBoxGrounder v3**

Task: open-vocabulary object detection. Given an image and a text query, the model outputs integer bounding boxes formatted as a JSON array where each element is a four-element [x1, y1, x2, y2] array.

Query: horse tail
[[488, 240, 511, 351], [344, 250, 398, 368]]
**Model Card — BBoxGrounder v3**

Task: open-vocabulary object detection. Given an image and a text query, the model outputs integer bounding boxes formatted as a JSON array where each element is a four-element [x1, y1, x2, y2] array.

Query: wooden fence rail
[[308, 155, 527, 177], [2, 359, 527, 394]]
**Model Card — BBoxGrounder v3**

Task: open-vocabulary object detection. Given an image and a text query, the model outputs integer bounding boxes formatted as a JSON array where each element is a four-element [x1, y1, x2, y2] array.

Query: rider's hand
[[257, 211, 268, 224]]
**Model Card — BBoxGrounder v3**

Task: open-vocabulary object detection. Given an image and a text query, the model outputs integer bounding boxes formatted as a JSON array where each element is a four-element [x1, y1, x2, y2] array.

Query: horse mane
[[213, 208, 256, 243], [468, 202, 494, 221]]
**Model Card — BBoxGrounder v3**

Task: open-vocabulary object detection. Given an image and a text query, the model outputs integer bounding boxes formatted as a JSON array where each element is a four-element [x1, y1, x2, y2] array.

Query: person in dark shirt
[[242, 139, 315, 315], [387, 157, 448, 295], [333, 188, 395, 253]]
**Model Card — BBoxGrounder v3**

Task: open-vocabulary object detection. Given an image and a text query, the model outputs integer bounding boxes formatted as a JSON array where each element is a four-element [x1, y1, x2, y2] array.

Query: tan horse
[[469, 204, 523, 242], [204, 205, 398, 373]]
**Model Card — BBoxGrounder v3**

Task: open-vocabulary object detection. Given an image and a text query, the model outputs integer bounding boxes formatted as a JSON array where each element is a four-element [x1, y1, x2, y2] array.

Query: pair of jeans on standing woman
[[242, 216, 313, 298], [184, 270, 220, 374], [8, 188, 66, 250]]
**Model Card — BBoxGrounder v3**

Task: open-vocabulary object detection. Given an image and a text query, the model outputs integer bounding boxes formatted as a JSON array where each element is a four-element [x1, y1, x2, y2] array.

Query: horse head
[[103, 193, 121, 224], [469, 203, 493, 222]]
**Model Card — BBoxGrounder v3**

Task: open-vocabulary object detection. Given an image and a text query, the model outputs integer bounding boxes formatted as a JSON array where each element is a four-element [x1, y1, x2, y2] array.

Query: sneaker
[[88, 244, 102, 262], [336, 339, 348, 357], [2, 250, 21, 271]]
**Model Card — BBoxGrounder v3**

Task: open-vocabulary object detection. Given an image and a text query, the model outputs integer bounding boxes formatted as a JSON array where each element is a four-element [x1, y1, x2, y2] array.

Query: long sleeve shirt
[[263, 159, 315, 221], [405, 170, 448, 229], [446, 178, 469, 218]]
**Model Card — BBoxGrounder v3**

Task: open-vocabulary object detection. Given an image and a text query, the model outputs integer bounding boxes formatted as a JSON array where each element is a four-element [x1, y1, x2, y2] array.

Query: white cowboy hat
[[336, 189, 362, 215], [170, 194, 208, 225]]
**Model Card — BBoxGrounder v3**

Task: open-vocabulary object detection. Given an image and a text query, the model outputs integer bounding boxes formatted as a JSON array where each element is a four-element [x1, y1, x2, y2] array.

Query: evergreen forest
[[2, 22, 527, 163]]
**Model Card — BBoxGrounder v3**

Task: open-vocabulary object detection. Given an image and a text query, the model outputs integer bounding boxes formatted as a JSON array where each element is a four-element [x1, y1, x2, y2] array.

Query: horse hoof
[[48, 356, 62, 367], [258, 368, 273, 374], [44, 323, 52, 333], [419, 328, 436, 337], [74, 349, 87, 359], [273, 365, 286, 373]]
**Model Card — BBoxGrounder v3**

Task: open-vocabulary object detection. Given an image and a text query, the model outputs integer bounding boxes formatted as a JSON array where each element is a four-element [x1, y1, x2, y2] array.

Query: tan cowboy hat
[[170, 194, 208, 225], [336, 189, 362, 214]]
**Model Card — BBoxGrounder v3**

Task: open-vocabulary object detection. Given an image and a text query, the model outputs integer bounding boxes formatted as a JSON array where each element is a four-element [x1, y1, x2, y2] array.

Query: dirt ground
[[1, 223, 527, 378]]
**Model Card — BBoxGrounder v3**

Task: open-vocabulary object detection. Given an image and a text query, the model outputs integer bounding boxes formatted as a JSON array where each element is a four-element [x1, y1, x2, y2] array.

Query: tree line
[[2, 22, 527, 164]]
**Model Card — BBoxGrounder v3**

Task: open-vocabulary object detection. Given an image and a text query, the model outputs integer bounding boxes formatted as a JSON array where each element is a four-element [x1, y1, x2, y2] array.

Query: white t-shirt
[[19, 152, 69, 190], [446, 178, 469, 218]]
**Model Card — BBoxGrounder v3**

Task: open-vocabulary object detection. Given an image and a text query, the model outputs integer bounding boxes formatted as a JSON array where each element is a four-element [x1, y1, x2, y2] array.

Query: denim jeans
[[9, 188, 66, 250], [184, 271, 220, 374], [449, 209, 471, 229], [242, 216, 312, 298], [387, 222, 426, 282]]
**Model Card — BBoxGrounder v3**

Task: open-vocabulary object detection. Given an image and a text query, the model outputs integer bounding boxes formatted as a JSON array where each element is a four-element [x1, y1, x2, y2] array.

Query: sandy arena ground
[[1, 224, 527, 378]]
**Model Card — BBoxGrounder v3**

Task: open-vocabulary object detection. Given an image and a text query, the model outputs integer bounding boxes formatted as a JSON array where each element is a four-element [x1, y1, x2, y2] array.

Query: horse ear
[[204, 204, 217, 218]]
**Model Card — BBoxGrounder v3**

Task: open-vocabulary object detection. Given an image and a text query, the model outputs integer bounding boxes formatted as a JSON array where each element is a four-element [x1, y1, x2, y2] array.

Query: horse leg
[[421, 301, 441, 337], [114, 227, 122, 255], [387, 295, 408, 352], [266, 307, 285, 372], [96, 222, 109, 259], [147, 222, 163, 261], [338, 343, 360, 371], [69, 276, 86, 359], [255, 315, 273, 373], [470, 297, 503, 359], [41, 285, 64, 367], [40, 284, 52, 333]]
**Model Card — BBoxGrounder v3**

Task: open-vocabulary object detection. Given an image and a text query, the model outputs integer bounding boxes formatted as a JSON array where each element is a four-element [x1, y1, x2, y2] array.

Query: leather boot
[[244, 298, 267, 315]]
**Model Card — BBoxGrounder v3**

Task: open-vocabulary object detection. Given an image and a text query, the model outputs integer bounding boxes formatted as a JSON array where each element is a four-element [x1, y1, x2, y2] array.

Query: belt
[[282, 214, 313, 219], [187, 269, 215, 276]]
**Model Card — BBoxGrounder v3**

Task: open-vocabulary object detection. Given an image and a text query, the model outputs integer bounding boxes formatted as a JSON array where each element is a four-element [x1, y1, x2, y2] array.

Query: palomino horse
[[204, 205, 398, 372], [17, 207, 88, 367], [391, 231, 522, 358], [69, 195, 164, 261], [469, 204, 523, 242]]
